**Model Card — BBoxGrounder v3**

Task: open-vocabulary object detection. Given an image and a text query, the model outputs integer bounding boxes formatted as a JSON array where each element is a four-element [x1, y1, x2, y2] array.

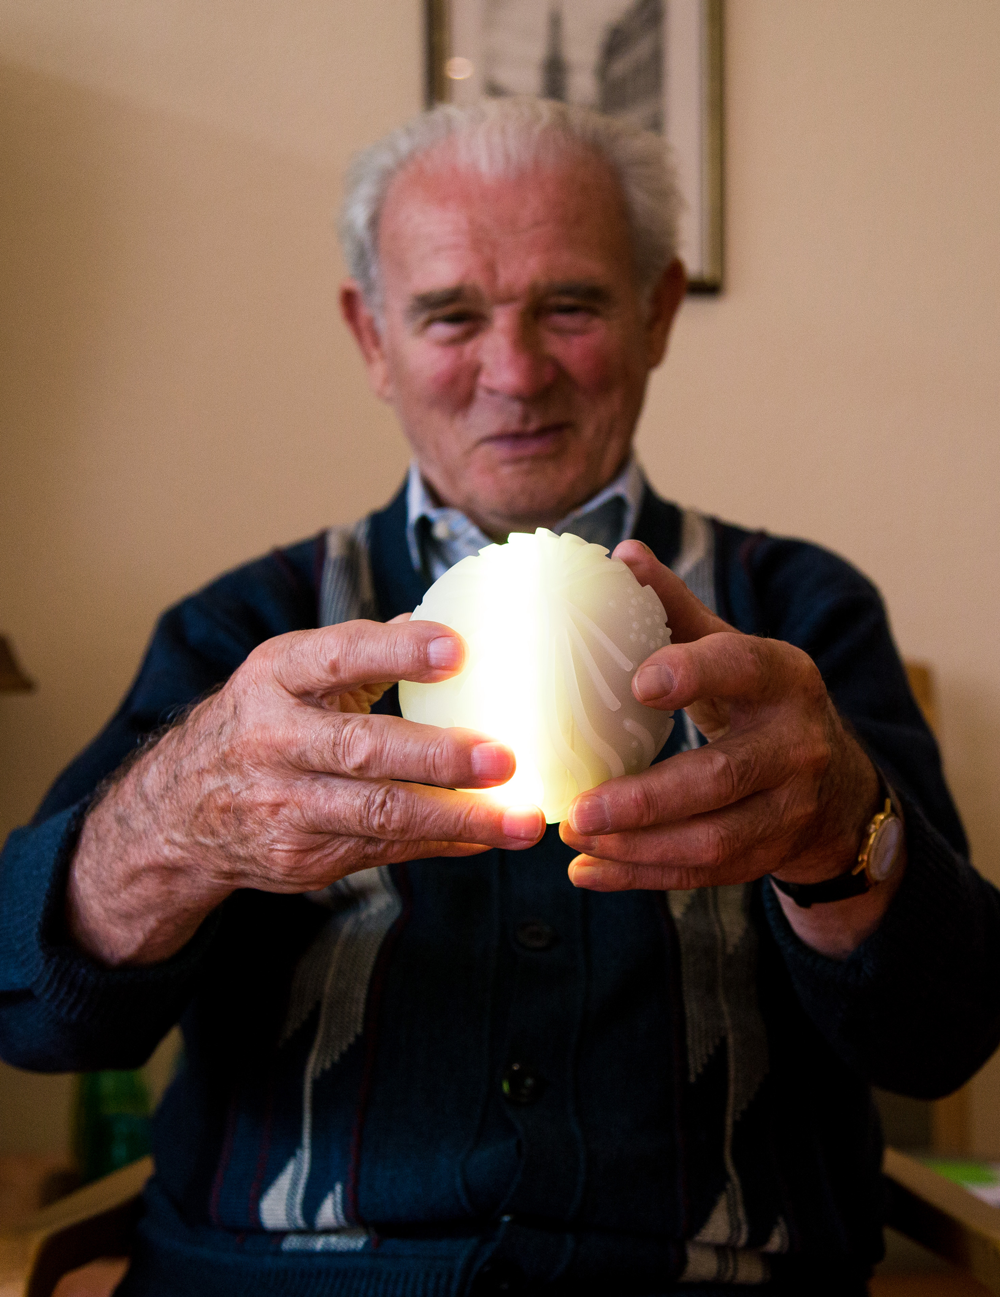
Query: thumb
[[612, 540, 732, 644]]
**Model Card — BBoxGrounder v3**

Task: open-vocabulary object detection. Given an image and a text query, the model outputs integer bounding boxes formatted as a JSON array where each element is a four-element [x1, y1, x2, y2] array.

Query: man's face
[[342, 148, 685, 536]]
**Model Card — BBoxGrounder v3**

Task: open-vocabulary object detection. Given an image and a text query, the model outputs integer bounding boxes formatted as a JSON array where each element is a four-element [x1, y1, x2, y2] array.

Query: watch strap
[[769, 867, 873, 909]]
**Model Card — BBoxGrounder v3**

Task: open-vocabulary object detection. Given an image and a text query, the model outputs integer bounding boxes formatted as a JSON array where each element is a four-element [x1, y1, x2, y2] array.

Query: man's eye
[[423, 311, 479, 332], [545, 302, 599, 325]]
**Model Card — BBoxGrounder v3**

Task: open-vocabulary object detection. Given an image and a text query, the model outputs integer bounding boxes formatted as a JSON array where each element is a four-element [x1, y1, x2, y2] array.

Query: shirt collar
[[405, 456, 646, 584]]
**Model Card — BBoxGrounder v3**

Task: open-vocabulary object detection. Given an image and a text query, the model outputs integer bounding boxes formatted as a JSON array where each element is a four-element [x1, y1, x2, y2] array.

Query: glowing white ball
[[399, 529, 673, 823]]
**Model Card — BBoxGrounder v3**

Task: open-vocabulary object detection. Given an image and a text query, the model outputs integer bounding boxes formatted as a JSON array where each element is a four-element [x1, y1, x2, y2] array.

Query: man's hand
[[560, 541, 903, 959], [68, 620, 545, 967]]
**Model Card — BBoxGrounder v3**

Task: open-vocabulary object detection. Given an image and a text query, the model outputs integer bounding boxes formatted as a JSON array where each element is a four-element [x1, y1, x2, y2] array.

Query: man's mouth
[[481, 424, 570, 455]]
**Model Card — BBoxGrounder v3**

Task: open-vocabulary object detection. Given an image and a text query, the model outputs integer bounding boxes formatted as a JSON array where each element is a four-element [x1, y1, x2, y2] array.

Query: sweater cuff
[[0, 802, 220, 1026], [761, 790, 975, 998]]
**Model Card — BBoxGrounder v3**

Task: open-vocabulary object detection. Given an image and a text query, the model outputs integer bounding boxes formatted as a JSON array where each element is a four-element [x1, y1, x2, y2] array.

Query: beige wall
[[1, 1, 998, 1155]]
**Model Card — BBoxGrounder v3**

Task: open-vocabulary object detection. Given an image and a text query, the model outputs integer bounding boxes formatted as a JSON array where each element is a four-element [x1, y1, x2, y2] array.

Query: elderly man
[[2, 98, 998, 1296]]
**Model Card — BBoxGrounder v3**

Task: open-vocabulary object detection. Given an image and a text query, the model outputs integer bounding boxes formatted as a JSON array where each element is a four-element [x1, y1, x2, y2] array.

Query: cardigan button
[[502, 1061, 544, 1105], [514, 919, 556, 951]]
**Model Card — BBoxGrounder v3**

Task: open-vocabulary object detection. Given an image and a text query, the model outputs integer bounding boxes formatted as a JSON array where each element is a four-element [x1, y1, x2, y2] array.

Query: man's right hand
[[67, 620, 545, 967]]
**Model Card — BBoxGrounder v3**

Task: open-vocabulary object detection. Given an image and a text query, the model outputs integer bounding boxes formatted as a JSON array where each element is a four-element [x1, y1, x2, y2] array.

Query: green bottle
[[73, 1070, 152, 1183]]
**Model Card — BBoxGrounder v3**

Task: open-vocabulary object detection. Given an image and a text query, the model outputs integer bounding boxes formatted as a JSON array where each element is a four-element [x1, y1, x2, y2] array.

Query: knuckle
[[701, 821, 731, 871], [807, 733, 833, 779], [335, 715, 377, 777], [423, 734, 459, 788], [789, 647, 827, 704], [311, 644, 353, 699], [623, 779, 662, 830], [260, 630, 311, 685], [453, 796, 487, 842], [358, 781, 407, 838], [621, 861, 647, 890], [242, 638, 276, 676], [706, 746, 745, 804], [668, 641, 697, 692], [745, 636, 776, 694]]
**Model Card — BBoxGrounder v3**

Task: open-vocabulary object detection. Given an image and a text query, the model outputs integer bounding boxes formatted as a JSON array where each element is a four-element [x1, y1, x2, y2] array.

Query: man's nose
[[477, 317, 557, 400]]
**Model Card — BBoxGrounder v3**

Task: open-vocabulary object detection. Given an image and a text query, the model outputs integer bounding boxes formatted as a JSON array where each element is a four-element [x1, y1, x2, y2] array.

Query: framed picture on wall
[[425, 0, 723, 292]]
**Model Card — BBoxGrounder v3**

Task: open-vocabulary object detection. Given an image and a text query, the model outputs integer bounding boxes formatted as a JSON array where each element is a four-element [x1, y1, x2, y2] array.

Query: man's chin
[[462, 466, 593, 534]]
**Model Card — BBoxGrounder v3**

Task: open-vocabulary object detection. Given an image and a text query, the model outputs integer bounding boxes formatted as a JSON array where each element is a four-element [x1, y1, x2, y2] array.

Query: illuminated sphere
[[399, 529, 674, 823]]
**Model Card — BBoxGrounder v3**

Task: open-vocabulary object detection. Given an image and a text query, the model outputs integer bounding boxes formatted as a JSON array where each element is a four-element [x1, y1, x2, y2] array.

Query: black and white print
[[435, 0, 722, 287]]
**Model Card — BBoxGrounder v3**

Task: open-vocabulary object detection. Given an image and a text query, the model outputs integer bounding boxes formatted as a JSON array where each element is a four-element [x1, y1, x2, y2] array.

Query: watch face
[[868, 816, 903, 882]]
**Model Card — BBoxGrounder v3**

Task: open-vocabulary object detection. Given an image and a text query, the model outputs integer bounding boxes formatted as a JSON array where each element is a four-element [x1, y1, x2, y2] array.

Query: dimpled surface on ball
[[399, 529, 673, 823]]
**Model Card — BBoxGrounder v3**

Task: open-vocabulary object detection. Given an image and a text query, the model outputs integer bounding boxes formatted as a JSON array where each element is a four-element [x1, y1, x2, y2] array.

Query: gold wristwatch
[[769, 781, 904, 909], [854, 796, 905, 887]]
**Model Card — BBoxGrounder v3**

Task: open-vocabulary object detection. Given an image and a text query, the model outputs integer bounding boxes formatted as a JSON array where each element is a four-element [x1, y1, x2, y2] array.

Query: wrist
[[67, 725, 233, 966], [770, 770, 904, 910]]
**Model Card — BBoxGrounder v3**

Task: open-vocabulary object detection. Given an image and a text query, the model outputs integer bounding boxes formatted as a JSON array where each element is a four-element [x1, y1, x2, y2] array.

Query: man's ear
[[340, 280, 394, 402], [644, 258, 687, 369]]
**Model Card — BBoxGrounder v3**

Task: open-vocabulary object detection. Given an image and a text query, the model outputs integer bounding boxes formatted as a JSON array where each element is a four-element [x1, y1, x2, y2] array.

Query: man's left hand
[[560, 540, 902, 958]]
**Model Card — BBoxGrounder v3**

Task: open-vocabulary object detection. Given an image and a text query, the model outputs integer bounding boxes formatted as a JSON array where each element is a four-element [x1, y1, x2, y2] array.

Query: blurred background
[[1, 0, 998, 1166]]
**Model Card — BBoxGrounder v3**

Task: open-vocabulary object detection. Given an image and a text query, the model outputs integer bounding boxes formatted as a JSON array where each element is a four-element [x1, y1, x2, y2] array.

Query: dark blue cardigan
[[1, 486, 996, 1296]]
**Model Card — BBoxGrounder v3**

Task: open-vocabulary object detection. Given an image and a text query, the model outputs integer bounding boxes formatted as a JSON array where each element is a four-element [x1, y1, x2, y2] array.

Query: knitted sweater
[[1, 485, 997, 1297]]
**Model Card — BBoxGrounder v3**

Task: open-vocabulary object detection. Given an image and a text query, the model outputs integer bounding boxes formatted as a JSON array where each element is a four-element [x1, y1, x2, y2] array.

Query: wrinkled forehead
[[376, 138, 635, 288], [389, 128, 627, 214]]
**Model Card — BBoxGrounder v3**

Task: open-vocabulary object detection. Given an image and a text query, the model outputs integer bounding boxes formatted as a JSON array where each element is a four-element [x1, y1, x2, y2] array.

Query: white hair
[[339, 97, 682, 314]]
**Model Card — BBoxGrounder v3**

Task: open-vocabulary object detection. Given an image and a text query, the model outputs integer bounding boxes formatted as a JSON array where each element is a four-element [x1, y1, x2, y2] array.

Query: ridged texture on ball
[[399, 529, 673, 822]]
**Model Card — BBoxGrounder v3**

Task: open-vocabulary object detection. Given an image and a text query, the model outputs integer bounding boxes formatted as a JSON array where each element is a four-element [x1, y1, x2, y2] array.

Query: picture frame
[[425, 0, 723, 292]]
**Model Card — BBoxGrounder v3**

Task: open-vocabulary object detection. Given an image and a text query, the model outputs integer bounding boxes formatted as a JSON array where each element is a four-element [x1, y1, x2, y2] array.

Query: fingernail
[[471, 741, 514, 780], [502, 804, 544, 841], [571, 795, 610, 835], [568, 856, 602, 888], [634, 663, 675, 701], [427, 636, 463, 669]]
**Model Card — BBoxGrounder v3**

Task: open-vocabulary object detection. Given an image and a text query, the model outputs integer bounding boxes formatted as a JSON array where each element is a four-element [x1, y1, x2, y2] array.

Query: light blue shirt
[[405, 456, 647, 583]]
